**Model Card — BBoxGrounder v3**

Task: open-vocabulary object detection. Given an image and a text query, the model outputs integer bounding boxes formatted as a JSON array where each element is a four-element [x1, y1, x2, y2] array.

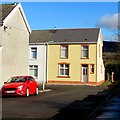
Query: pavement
[[39, 89, 52, 93]]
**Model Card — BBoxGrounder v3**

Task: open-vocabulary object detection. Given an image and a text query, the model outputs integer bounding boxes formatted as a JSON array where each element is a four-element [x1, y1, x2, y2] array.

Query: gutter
[[48, 42, 97, 44], [29, 42, 97, 45]]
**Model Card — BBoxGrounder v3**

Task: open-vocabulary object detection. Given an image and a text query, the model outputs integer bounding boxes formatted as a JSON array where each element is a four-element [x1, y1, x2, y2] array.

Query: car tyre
[[35, 87, 39, 95], [26, 88, 29, 97]]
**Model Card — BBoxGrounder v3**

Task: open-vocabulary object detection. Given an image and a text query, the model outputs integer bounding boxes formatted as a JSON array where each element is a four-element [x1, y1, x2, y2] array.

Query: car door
[[28, 76, 36, 94]]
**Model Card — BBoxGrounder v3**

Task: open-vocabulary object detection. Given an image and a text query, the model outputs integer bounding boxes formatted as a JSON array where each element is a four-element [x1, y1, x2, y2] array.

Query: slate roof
[[30, 28, 100, 44], [30, 30, 52, 43], [0, 3, 17, 23]]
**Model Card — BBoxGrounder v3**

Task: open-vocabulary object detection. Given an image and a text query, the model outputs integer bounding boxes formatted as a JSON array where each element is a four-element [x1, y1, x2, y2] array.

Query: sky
[[20, 2, 119, 41]]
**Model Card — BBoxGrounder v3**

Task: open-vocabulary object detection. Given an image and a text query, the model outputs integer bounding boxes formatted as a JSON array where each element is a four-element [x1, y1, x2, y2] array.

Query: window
[[90, 64, 94, 74], [28, 76, 35, 82], [60, 45, 68, 58], [82, 46, 88, 58], [29, 65, 38, 78], [59, 64, 69, 76], [31, 48, 37, 59]]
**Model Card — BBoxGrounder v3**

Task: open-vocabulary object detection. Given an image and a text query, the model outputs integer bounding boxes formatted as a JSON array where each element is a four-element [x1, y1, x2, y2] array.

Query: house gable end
[[97, 29, 103, 45], [2, 3, 31, 33]]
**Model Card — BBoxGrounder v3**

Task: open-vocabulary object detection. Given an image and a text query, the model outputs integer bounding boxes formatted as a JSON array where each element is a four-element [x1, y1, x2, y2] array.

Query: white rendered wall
[[29, 44, 47, 84]]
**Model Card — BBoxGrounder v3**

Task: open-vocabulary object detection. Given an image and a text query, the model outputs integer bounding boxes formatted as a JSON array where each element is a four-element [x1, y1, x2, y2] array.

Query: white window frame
[[59, 64, 69, 76], [82, 46, 89, 58], [60, 45, 68, 58], [29, 65, 38, 78], [30, 47, 37, 59]]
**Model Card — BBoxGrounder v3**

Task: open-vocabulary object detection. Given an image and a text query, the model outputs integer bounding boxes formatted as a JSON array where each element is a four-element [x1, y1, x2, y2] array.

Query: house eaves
[[48, 41, 97, 45], [29, 42, 48, 45], [2, 3, 31, 33]]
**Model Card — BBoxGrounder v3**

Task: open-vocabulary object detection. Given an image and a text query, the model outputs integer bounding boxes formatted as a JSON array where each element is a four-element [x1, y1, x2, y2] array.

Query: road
[[92, 86, 120, 120], [2, 84, 110, 119]]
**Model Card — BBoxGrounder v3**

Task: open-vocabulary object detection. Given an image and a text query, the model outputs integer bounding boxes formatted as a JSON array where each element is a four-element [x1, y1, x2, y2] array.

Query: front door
[[82, 65, 88, 82]]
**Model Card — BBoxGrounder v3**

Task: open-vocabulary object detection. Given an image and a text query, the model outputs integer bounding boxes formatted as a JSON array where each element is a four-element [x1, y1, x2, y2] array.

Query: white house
[[29, 30, 50, 84], [0, 3, 31, 86]]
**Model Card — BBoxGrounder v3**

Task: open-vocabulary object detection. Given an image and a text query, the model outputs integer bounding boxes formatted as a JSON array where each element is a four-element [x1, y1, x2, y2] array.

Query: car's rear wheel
[[35, 87, 39, 95], [26, 88, 29, 97]]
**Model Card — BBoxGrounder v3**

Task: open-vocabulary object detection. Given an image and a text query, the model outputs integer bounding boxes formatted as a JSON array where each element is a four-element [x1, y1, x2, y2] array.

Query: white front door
[[82, 65, 88, 82]]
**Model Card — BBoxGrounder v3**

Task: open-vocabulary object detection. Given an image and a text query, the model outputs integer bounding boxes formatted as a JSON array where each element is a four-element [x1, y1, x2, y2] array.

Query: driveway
[[2, 84, 110, 119]]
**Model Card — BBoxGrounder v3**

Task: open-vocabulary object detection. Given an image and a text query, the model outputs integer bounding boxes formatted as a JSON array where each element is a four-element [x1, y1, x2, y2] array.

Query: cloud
[[103, 34, 119, 41], [96, 13, 119, 30]]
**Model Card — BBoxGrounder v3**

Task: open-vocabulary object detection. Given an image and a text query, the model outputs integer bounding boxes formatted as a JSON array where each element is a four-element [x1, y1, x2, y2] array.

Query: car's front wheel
[[26, 88, 29, 97], [35, 87, 39, 95]]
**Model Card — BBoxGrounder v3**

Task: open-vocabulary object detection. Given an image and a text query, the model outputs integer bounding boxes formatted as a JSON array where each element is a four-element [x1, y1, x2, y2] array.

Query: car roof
[[11, 76, 30, 78]]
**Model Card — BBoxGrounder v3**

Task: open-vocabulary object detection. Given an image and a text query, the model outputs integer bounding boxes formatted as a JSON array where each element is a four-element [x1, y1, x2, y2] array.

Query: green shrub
[[105, 62, 120, 81]]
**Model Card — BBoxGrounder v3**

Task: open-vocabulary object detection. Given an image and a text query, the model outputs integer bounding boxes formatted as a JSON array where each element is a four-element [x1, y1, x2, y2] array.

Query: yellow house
[[47, 28, 105, 85]]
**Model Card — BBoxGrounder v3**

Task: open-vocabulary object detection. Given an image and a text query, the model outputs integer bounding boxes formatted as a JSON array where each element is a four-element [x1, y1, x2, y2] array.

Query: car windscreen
[[7, 77, 26, 83]]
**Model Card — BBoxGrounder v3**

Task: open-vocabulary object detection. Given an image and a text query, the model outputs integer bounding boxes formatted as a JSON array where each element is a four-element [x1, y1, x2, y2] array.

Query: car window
[[28, 76, 35, 82], [7, 77, 26, 83]]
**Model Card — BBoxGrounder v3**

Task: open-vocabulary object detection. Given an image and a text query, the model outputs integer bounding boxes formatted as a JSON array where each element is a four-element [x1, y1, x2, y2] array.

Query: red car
[[2, 76, 39, 97]]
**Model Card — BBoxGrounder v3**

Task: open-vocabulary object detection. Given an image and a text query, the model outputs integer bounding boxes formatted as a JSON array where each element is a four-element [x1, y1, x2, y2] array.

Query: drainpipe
[[42, 42, 48, 90], [0, 47, 2, 88], [45, 42, 48, 89]]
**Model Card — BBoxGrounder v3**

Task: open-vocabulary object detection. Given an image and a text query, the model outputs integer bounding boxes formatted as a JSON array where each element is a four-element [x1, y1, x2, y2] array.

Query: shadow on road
[[49, 84, 115, 120]]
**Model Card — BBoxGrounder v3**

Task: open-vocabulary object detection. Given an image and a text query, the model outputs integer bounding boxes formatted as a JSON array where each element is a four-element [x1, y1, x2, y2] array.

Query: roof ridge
[[1, 2, 19, 5], [32, 28, 100, 31]]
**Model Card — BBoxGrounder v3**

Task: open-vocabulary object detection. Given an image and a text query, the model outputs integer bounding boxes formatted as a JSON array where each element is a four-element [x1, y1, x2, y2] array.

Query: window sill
[[81, 57, 89, 59], [30, 58, 37, 60], [60, 57, 68, 59], [57, 76, 70, 78]]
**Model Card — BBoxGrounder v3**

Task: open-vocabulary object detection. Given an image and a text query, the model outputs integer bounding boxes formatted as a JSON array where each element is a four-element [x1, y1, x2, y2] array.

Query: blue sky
[[21, 2, 118, 41]]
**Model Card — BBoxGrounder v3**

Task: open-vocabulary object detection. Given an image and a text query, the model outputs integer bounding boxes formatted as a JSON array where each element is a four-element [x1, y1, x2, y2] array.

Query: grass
[[102, 80, 112, 86]]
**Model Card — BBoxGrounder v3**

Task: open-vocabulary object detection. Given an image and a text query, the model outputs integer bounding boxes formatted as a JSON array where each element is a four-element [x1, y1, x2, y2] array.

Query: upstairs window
[[82, 46, 88, 58], [60, 45, 68, 58], [31, 47, 37, 59], [59, 64, 69, 76]]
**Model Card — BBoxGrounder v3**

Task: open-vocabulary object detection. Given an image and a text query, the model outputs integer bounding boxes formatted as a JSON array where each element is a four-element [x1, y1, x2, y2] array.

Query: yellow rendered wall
[[48, 44, 97, 83]]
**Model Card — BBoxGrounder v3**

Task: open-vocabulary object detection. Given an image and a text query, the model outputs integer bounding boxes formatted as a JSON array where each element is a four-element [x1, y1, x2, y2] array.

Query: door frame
[[81, 64, 88, 82]]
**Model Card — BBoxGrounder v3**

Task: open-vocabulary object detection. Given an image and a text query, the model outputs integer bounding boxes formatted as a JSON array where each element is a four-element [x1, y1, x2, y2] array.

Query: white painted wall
[[97, 30, 105, 82], [0, 47, 2, 88], [1, 7, 29, 85], [29, 44, 47, 84]]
